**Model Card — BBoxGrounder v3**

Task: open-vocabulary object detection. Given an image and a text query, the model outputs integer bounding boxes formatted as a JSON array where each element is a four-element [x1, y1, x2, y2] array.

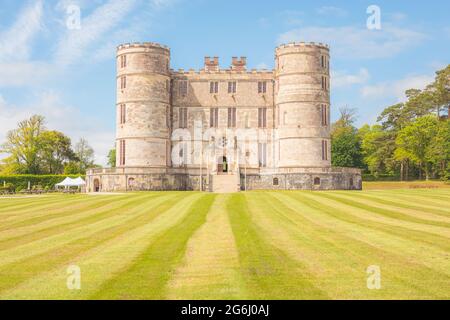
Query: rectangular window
[[120, 76, 126, 89], [322, 140, 328, 161], [210, 108, 219, 128], [228, 108, 236, 128], [258, 108, 267, 128], [210, 81, 219, 94], [321, 104, 328, 126], [258, 143, 267, 167], [119, 104, 126, 124], [179, 108, 188, 128], [228, 81, 236, 93], [179, 80, 188, 97], [119, 140, 126, 166], [322, 76, 329, 90], [258, 81, 267, 93], [120, 55, 127, 68]]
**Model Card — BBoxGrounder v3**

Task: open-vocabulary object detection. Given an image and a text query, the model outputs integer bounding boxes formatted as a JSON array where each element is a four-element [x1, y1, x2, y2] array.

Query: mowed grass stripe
[[90, 193, 216, 300], [0, 193, 188, 294], [293, 192, 450, 252], [0, 195, 92, 215], [166, 194, 247, 300], [328, 192, 450, 223], [271, 192, 450, 298], [365, 189, 450, 209], [0, 195, 130, 232], [315, 192, 450, 229], [0, 193, 204, 299], [228, 193, 328, 299], [0, 193, 158, 249], [334, 191, 450, 217], [0, 194, 177, 267]]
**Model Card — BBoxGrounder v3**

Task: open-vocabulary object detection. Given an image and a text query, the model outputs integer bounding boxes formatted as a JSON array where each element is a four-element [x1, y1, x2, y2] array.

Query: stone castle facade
[[86, 41, 361, 192]]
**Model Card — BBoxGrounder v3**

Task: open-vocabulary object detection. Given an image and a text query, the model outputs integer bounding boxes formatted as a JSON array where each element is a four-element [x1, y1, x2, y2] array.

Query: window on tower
[[258, 108, 267, 128], [258, 81, 267, 93], [120, 76, 126, 90], [321, 104, 328, 126], [210, 81, 219, 94], [228, 108, 236, 128], [322, 140, 328, 161], [258, 143, 267, 167], [119, 140, 126, 166], [119, 104, 126, 124], [179, 108, 188, 128], [120, 55, 127, 68], [179, 80, 188, 97], [228, 81, 236, 94], [210, 108, 219, 128]]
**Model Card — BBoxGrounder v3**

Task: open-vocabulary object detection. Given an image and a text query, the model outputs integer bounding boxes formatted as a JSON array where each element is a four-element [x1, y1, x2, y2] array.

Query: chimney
[[204, 56, 219, 72], [231, 56, 247, 71]]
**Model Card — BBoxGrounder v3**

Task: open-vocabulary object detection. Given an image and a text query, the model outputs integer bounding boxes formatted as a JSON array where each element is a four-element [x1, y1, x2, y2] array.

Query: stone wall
[[86, 167, 362, 192]]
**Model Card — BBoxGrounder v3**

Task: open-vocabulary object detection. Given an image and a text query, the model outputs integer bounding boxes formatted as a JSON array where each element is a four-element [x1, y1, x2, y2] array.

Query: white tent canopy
[[55, 177, 86, 188]]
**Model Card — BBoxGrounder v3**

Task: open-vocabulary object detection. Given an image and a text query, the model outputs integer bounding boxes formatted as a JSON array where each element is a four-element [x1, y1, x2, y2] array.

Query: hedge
[[0, 175, 86, 191]]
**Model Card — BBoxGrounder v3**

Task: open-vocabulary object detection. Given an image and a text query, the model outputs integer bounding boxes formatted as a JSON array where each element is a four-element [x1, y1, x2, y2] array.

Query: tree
[[359, 124, 395, 176], [107, 148, 116, 168], [0, 115, 46, 174], [427, 119, 450, 179], [396, 115, 439, 180], [39, 131, 76, 174], [73, 138, 95, 174], [331, 107, 364, 168]]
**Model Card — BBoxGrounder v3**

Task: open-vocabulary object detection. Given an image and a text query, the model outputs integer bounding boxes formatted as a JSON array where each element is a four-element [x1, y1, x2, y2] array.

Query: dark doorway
[[94, 179, 100, 192], [217, 156, 228, 174]]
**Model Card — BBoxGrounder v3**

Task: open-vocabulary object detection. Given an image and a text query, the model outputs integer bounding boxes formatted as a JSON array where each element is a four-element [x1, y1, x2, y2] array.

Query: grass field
[[0, 186, 449, 299]]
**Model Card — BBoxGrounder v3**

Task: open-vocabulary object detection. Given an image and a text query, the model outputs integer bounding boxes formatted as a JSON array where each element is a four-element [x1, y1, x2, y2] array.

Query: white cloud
[[278, 25, 426, 59], [332, 68, 370, 88], [317, 6, 347, 17], [0, 62, 51, 87], [0, 0, 43, 62], [361, 74, 434, 102], [0, 93, 114, 165], [54, 0, 138, 67]]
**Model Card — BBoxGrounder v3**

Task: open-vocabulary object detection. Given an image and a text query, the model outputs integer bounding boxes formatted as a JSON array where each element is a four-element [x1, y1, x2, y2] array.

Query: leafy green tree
[[427, 119, 450, 179], [331, 108, 364, 168], [64, 162, 81, 175], [39, 130, 76, 174], [107, 148, 116, 168], [396, 115, 439, 180], [0, 115, 45, 174]]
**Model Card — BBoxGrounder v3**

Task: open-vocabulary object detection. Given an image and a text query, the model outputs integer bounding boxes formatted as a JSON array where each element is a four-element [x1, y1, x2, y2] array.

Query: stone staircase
[[211, 174, 239, 193]]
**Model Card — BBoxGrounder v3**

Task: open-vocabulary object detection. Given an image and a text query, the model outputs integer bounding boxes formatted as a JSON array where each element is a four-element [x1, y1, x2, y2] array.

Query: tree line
[[331, 65, 450, 181], [0, 115, 97, 175]]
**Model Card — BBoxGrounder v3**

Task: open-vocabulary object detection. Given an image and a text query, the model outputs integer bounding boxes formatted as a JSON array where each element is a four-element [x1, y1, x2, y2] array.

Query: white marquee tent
[[55, 177, 86, 189]]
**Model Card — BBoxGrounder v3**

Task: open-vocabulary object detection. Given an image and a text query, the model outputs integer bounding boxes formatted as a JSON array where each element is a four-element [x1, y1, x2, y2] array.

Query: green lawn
[[0, 187, 449, 299]]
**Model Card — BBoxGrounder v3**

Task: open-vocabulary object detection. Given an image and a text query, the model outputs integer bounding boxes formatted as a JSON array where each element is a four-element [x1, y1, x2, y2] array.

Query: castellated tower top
[[117, 42, 170, 53], [275, 42, 329, 54]]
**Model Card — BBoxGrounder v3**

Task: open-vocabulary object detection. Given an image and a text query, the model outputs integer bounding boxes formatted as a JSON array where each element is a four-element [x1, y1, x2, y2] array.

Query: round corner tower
[[275, 42, 331, 168], [116, 42, 171, 168]]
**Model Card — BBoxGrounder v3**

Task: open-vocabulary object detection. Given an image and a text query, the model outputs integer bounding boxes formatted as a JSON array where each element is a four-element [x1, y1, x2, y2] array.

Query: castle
[[86, 41, 361, 192]]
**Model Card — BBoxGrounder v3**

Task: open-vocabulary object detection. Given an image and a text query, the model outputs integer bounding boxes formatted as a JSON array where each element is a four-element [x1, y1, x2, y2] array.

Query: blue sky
[[0, 0, 449, 164]]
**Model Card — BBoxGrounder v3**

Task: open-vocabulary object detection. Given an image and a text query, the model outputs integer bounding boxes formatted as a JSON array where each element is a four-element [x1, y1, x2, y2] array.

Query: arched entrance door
[[217, 156, 228, 174], [94, 179, 100, 192]]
